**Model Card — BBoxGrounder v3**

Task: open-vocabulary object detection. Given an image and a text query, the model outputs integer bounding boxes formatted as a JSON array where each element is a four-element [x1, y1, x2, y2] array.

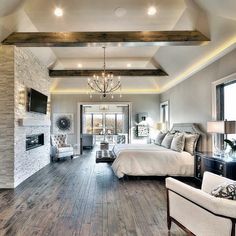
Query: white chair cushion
[[58, 147, 73, 153], [201, 172, 233, 193]]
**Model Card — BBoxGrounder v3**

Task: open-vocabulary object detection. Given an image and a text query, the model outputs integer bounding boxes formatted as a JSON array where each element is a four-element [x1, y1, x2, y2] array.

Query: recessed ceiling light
[[127, 63, 131, 68], [77, 63, 83, 68], [114, 7, 127, 18], [147, 6, 157, 16], [54, 7, 63, 17]]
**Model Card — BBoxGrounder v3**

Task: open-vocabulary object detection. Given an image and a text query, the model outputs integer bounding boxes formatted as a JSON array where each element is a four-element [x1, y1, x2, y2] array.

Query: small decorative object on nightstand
[[224, 139, 236, 157], [195, 152, 236, 181]]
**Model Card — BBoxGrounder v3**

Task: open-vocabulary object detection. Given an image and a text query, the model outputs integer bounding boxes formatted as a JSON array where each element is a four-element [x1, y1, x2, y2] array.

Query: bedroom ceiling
[[1, 0, 236, 94]]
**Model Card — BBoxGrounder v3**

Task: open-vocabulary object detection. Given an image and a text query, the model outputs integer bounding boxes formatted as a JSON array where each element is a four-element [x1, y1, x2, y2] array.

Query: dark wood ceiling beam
[[49, 69, 168, 77], [2, 31, 209, 47]]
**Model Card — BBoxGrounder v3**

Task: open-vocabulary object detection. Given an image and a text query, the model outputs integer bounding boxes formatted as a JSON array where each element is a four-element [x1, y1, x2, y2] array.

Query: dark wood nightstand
[[195, 152, 236, 181]]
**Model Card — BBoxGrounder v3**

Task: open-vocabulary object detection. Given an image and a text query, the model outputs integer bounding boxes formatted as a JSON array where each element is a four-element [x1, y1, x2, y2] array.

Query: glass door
[[83, 113, 92, 134], [81, 104, 130, 147], [105, 114, 116, 143]]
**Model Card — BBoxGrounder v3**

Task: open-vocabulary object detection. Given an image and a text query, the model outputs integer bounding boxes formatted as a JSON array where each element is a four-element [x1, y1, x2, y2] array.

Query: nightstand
[[195, 152, 236, 181]]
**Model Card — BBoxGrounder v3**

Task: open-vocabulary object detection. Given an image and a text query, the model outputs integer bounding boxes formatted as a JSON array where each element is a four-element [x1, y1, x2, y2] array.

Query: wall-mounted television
[[28, 88, 48, 114]]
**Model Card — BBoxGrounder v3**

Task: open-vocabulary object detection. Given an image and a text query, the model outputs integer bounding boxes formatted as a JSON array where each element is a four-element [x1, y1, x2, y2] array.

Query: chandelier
[[87, 47, 122, 98]]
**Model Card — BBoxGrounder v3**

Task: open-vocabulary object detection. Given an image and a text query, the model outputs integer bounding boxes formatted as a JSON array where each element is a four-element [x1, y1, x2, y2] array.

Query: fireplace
[[26, 133, 44, 151]]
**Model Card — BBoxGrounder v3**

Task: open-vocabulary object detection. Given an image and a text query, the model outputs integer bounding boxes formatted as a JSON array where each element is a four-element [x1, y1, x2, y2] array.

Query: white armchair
[[166, 172, 236, 236], [51, 134, 74, 161]]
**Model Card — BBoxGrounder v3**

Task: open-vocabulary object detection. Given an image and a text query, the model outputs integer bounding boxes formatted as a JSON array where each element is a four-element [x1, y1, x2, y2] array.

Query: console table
[[195, 152, 236, 181]]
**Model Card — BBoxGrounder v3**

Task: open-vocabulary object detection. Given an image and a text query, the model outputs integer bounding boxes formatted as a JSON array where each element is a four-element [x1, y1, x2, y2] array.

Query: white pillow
[[161, 133, 174, 149], [171, 133, 185, 152], [184, 133, 200, 155], [155, 132, 167, 146]]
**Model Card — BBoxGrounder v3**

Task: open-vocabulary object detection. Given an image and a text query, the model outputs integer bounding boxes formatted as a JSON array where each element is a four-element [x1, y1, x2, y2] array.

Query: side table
[[100, 141, 109, 150]]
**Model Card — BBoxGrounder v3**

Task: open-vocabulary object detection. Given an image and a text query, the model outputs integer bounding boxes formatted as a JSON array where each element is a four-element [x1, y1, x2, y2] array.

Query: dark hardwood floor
[[0, 149, 189, 236]]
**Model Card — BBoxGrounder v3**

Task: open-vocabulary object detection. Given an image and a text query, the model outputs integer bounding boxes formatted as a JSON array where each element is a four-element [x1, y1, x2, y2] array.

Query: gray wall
[[51, 94, 160, 144], [160, 48, 236, 150]]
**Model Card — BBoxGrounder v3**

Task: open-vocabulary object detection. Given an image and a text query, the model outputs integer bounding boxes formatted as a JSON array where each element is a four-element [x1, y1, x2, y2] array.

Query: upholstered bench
[[96, 150, 116, 163]]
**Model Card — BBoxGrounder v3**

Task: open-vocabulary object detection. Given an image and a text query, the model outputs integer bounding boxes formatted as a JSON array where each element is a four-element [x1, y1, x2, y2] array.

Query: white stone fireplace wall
[[0, 46, 15, 188], [0, 45, 51, 188], [14, 47, 51, 187]]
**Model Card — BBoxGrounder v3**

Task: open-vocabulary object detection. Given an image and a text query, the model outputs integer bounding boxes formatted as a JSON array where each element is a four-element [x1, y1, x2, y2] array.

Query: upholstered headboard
[[170, 123, 207, 152]]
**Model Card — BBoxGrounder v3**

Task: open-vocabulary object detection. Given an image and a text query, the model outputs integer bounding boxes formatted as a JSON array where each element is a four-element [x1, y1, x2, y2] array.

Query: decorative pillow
[[171, 133, 185, 152], [211, 182, 236, 200], [161, 133, 174, 149], [184, 133, 200, 155], [155, 132, 167, 146]]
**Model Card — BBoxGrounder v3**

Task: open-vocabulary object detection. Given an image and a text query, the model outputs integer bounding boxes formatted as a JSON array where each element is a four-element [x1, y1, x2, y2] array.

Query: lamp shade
[[225, 121, 236, 134], [156, 122, 166, 131], [207, 121, 236, 134]]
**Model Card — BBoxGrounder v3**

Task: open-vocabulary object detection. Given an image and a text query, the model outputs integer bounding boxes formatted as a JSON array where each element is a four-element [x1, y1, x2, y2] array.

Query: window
[[160, 101, 169, 129], [224, 82, 236, 120], [105, 114, 116, 134], [82, 105, 130, 144], [83, 112, 127, 135], [223, 82, 236, 140], [93, 114, 103, 135], [117, 114, 124, 133], [83, 114, 92, 134], [216, 80, 236, 140]]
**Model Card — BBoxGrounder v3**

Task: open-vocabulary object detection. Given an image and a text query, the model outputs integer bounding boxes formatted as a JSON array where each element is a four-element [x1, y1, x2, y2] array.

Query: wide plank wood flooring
[[0, 149, 189, 236]]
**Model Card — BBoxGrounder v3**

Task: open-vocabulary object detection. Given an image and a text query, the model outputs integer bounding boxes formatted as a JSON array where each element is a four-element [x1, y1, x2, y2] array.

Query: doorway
[[77, 103, 131, 154]]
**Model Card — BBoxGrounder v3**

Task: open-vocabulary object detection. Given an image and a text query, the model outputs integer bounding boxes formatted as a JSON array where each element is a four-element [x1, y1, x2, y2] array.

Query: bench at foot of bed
[[96, 150, 116, 163]]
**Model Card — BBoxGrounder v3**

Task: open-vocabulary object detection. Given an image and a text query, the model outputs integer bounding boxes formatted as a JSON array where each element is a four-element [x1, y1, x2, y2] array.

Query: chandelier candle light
[[88, 47, 122, 98]]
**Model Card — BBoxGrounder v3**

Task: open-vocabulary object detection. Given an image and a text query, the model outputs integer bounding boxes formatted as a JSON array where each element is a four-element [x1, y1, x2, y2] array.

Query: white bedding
[[111, 144, 194, 178]]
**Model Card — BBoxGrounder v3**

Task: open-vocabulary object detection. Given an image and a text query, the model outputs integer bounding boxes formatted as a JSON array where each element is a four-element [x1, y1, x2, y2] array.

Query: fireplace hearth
[[26, 133, 44, 151]]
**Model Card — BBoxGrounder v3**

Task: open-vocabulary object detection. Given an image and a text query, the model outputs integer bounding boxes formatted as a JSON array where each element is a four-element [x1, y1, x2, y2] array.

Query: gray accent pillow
[[155, 132, 167, 146], [211, 182, 236, 200], [161, 133, 174, 149], [184, 133, 200, 155], [171, 133, 185, 152]]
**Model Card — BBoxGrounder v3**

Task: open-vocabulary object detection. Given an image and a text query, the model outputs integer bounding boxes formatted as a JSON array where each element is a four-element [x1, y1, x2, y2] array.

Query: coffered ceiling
[[1, 0, 236, 94]]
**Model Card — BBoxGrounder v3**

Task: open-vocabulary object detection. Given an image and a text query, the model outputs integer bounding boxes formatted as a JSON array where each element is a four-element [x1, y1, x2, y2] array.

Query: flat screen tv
[[28, 88, 48, 114]]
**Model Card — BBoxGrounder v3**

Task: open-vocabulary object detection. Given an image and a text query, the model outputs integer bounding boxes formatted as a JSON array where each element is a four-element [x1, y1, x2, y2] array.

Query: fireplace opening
[[26, 133, 44, 151]]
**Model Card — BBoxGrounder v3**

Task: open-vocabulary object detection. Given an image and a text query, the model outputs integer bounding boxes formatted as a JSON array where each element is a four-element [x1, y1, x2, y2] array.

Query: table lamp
[[156, 122, 167, 132], [207, 120, 236, 156]]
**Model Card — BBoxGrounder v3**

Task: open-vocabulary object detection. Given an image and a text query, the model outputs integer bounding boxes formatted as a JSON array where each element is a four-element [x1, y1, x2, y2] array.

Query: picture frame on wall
[[53, 113, 74, 134], [137, 125, 149, 137]]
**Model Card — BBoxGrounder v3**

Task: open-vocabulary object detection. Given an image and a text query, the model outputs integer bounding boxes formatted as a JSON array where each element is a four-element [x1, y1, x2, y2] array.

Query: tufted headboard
[[170, 123, 207, 152]]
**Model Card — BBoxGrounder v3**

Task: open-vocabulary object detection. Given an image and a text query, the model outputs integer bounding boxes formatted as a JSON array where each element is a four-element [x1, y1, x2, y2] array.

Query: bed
[[111, 123, 206, 178]]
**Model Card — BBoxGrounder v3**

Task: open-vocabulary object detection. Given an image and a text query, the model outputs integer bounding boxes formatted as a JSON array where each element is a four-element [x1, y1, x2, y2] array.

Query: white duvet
[[111, 144, 194, 178]]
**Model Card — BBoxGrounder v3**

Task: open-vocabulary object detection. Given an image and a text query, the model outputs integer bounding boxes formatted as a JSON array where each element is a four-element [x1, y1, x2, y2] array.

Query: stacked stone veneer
[[0, 46, 15, 188], [0, 45, 51, 188]]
